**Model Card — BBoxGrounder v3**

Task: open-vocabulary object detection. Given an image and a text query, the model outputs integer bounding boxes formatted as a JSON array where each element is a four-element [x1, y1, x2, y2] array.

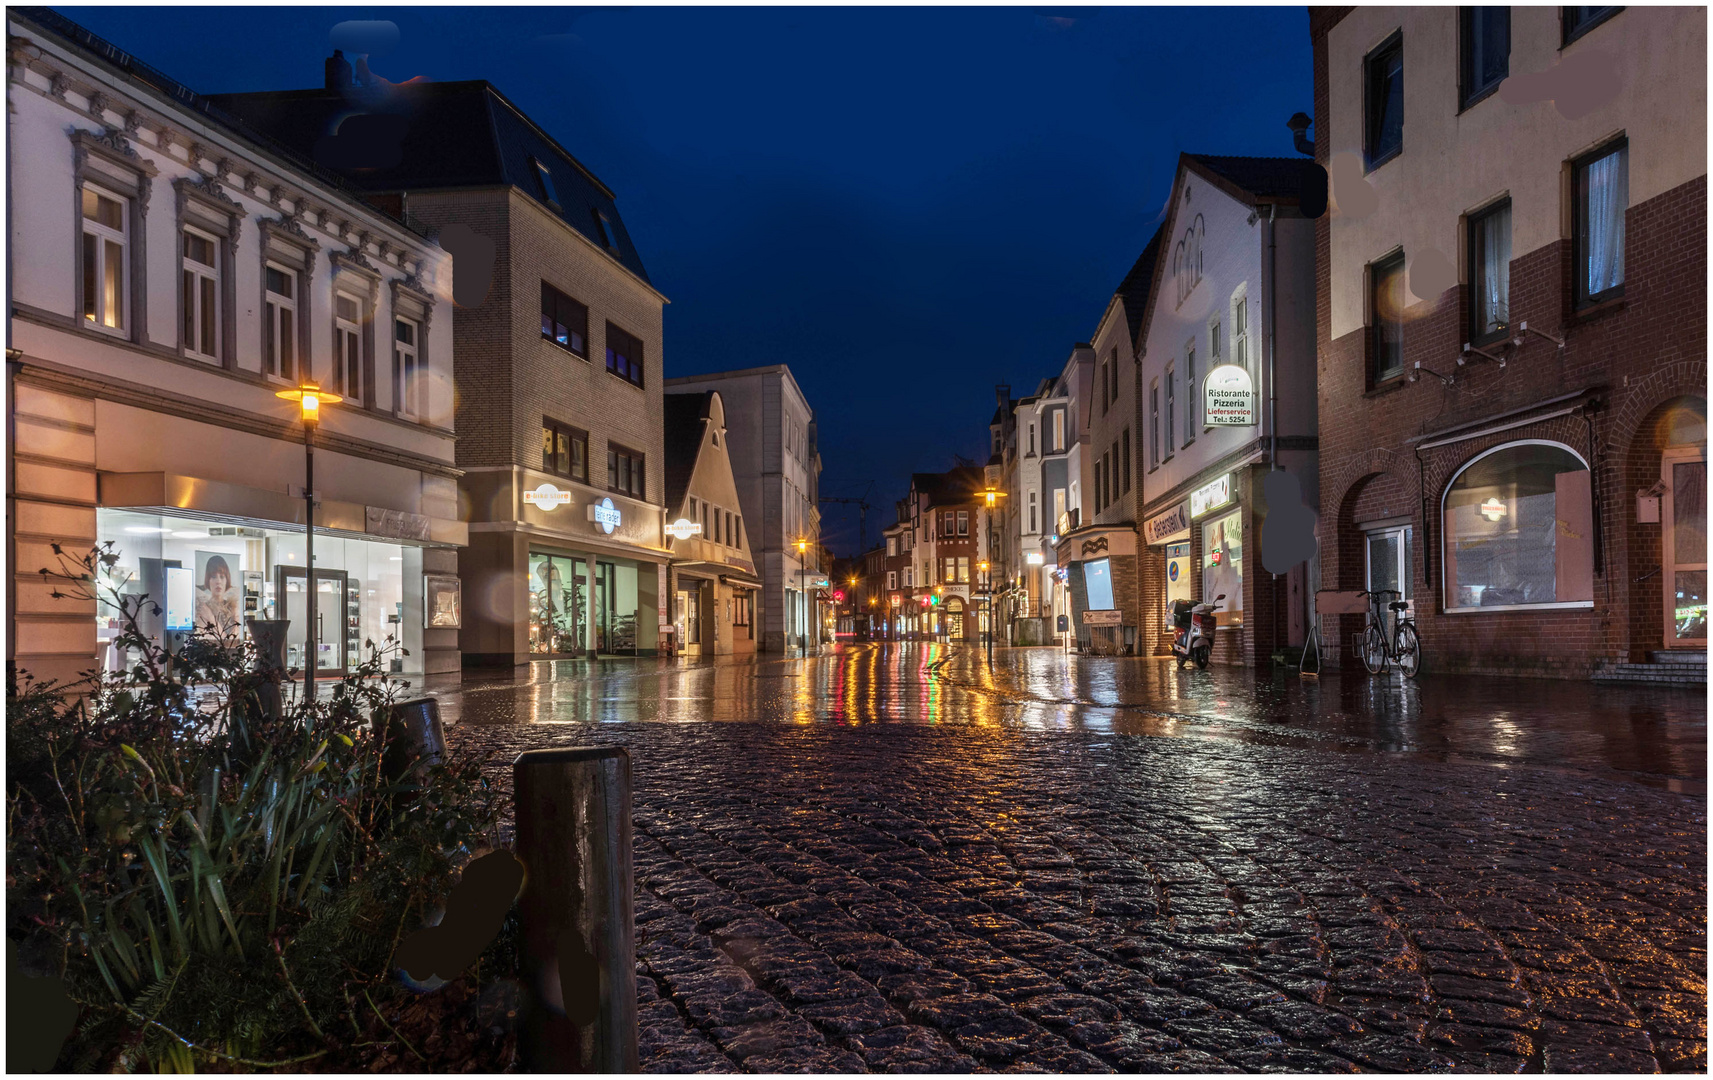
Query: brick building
[[1311, 7, 1706, 678], [216, 69, 671, 666], [884, 468, 987, 643]]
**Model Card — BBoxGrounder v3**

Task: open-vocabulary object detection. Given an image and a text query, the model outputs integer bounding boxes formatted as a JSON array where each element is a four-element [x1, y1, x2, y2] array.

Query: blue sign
[[1168, 561, 1179, 582], [591, 497, 621, 535]]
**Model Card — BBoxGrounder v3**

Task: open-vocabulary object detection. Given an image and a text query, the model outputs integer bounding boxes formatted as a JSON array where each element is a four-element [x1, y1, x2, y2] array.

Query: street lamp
[[274, 381, 343, 698], [795, 537, 809, 654], [979, 486, 1008, 666]]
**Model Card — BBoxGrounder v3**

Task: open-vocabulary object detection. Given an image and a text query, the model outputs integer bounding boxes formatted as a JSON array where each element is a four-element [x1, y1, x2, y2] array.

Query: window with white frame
[[1184, 341, 1198, 441], [887, 536, 897, 556], [903, 566, 913, 587], [1149, 379, 1160, 469], [81, 184, 128, 333], [334, 293, 365, 402], [1443, 441, 1594, 610], [395, 317, 422, 420], [1027, 422, 1036, 456], [264, 263, 297, 382], [1028, 489, 1038, 534], [181, 227, 219, 361], [957, 511, 969, 536], [1164, 366, 1176, 460], [1233, 293, 1249, 371], [888, 570, 897, 590], [1052, 409, 1064, 452]]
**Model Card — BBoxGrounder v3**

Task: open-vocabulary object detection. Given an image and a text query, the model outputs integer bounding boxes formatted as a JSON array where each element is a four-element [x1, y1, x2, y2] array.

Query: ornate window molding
[[174, 176, 244, 369], [69, 125, 157, 346]]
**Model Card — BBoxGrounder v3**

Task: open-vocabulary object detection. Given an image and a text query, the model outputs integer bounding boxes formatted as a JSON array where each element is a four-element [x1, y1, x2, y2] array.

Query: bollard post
[[375, 697, 446, 783], [244, 618, 290, 723], [513, 747, 637, 1073]]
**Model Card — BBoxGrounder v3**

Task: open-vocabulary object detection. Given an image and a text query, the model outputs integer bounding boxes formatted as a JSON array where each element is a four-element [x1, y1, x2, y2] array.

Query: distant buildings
[[661, 391, 760, 656]]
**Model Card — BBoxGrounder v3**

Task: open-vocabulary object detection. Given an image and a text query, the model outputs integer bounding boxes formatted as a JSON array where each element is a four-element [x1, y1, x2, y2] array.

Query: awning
[[719, 572, 764, 590]]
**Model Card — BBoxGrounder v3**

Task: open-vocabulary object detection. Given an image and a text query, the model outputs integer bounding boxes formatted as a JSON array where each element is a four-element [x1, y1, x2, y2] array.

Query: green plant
[[8, 543, 509, 1071]]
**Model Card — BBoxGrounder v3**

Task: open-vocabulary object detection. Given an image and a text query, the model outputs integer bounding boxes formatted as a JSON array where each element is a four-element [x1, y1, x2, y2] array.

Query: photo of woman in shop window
[[195, 552, 242, 643]]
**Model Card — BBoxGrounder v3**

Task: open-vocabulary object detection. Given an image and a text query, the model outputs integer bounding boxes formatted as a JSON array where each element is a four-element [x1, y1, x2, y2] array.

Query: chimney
[[325, 49, 353, 91], [994, 384, 1011, 409], [1287, 112, 1315, 157]]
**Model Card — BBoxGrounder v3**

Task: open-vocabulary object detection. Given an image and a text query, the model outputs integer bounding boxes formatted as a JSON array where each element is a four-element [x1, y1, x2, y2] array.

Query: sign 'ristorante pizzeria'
[[1204, 363, 1255, 426]]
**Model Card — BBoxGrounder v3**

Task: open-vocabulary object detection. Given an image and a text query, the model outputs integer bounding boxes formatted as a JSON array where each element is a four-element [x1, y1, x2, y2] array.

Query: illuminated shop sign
[[524, 483, 572, 511], [1190, 474, 1233, 518], [589, 497, 622, 534], [1204, 364, 1255, 426], [1143, 501, 1191, 545], [665, 517, 702, 540]]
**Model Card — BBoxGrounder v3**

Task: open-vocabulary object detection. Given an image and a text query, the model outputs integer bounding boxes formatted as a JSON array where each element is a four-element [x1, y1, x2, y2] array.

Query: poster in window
[[425, 573, 462, 628], [194, 550, 242, 641]]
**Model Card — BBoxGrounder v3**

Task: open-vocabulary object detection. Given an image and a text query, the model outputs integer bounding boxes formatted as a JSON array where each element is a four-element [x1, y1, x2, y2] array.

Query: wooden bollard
[[513, 747, 638, 1073]]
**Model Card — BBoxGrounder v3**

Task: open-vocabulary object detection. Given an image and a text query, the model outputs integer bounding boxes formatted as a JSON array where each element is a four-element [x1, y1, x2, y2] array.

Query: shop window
[[81, 184, 128, 333], [1442, 441, 1593, 610], [1084, 557, 1115, 610], [529, 552, 586, 654], [264, 263, 297, 382], [334, 292, 365, 404], [1365, 31, 1404, 171], [1468, 199, 1512, 343], [1574, 139, 1627, 307], [181, 227, 220, 362], [608, 444, 645, 499], [540, 281, 589, 357], [395, 318, 422, 421], [1460, 7, 1510, 109], [542, 418, 588, 482], [1202, 509, 1243, 625], [606, 321, 644, 387], [1370, 252, 1407, 383]]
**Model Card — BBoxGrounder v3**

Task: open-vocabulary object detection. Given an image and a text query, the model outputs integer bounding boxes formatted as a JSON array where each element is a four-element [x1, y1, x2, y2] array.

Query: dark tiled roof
[[1114, 223, 1167, 348], [208, 81, 650, 283], [910, 466, 986, 507], [662, 392, 713, 515], [1186, 154, 1322, 204]]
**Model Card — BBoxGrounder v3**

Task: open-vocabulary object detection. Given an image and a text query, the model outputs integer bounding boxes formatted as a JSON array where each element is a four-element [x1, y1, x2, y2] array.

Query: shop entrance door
[[1364, 525, 1412, 640], [1662, 447, 1707, 648], [278, 567, 348, 677]]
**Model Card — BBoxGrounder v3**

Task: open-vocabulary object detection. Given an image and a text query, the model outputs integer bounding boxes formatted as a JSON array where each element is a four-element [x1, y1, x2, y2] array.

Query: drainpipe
[[1267, 203, 1279, 473]]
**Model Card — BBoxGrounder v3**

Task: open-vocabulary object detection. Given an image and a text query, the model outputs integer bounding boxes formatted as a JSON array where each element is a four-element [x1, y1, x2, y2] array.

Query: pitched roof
[[909, 466, 987, 506], [1184, 154, 1322, 206], [1113, 223, 1167, 348], [207, 80, 650, 282], [662, 392, 714, 514]]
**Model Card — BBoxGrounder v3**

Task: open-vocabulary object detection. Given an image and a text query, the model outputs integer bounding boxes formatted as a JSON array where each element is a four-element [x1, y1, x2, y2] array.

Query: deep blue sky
[[58, 5, 1312, 555]]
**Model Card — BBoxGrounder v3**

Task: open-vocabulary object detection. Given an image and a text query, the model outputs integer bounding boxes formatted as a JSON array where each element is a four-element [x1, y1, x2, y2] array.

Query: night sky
[[57, 5, 1312, 555]]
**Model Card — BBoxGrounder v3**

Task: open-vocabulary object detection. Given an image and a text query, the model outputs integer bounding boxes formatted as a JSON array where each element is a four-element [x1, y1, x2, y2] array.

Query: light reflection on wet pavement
[[436, 643, 1707, 1073]]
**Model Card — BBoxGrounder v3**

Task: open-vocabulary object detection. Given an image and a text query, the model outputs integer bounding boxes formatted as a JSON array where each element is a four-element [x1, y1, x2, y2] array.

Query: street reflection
[[434, 642, 1704, 792]]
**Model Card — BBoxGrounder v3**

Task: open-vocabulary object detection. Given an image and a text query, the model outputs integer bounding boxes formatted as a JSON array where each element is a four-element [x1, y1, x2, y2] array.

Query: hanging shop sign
[[524, 483, 572, 511], [665, 517, 703, 540], [1204, 363, 1256, 426], [1190, 473, 1233, 518], [1143, 500, 1191, 545], [589, 497, 622, 534]]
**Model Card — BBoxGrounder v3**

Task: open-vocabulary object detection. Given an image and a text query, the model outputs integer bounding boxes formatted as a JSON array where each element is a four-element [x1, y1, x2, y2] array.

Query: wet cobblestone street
[[439, 644, 1707, 1073]]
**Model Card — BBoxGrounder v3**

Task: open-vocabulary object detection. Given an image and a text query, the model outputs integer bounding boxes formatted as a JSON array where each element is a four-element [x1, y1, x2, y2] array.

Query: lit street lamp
[[796, 537, 809, 654], [275, 381, 342, 697], [980, 486, 1008, 666]]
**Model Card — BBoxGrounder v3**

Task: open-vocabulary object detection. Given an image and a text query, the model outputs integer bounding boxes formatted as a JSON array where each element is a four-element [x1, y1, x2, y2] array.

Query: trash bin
[[377, 696, 445, 781]]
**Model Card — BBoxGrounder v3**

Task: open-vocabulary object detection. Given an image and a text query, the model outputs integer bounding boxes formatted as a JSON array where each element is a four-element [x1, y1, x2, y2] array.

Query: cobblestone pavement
[[440, 644, 1707, 1073]]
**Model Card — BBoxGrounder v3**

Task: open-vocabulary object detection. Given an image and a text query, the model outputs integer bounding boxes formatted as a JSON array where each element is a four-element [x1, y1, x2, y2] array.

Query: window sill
[[605, 369, 645, 390], [542, 335, 591, 361], [1572, 295, 1627, 324], [1443, 600, 1595, 614], [1364, 146, 1402, 176], [1365, 373, 1411, 398], [1457, 82, 1503, 115]]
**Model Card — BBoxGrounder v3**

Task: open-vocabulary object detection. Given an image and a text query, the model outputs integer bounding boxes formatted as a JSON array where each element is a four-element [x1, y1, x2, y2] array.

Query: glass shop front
[[527, 550, 644, 656], [95, 509, 425, 676]]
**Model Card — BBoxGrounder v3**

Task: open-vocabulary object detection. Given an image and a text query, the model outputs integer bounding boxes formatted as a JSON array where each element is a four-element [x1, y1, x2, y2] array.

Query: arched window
[[1192, 215, 1205, 285], [1442, 441, 1593, 610], [1173, 241, 1185, 304]]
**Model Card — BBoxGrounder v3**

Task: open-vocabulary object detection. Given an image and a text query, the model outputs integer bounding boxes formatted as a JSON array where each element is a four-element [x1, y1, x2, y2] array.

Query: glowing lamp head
[[796, 539, 807, 555], [276, 381, 343, 424]]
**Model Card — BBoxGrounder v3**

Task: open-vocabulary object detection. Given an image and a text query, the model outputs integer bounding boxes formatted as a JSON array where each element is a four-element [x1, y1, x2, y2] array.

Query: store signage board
[[1190, 474, 1233, 518], [524, 483, 572, 511], [589, 497, 622, 534], [665, 517, 702, 540], [1025, 552, 1046, 565], [1083, 609, 1122, 626], [1143, 501, 1191, 545], [1204, 364, 1255, 426]]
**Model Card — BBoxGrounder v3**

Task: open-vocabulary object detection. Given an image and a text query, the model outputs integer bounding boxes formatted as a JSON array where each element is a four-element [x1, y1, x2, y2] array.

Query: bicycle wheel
[[1394, 623, 1421, 678], [1359, 624, 1387, 674]]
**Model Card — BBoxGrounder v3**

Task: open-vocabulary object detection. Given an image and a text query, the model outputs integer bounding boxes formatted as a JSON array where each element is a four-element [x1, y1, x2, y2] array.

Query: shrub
[[7, 544, 511, 1071]]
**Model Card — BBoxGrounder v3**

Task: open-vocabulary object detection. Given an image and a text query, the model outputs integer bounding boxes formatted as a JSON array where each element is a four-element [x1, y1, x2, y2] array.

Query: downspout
[[1267, 203, 1279, 471]]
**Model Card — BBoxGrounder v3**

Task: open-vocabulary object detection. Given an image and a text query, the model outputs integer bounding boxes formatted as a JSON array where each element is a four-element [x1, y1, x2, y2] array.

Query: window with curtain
[[264, 264, 296, 381], [1469, 199, 1512, 342], [1460, 7, 1510, 108], [81, 185, 127, 332], [542, 418, 588, 482], [1576, 140, 1628, 307], [1371, 253, 1406, 383], [1443, 442, 1593, 610], [181, 228, 219, 362], [334, 292, 364, 403], [1365, 32, 1404, 169]]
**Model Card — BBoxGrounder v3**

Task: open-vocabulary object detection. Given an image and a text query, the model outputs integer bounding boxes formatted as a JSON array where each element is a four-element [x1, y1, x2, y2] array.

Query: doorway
[[1364, 524, 1412, 640], [1662, 447, 1707, 648], [277, 566, 348, 677]]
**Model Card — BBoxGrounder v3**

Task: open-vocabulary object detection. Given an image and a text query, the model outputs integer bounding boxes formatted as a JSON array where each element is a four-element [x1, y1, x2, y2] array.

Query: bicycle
[[1356, 588, 1420, 678]]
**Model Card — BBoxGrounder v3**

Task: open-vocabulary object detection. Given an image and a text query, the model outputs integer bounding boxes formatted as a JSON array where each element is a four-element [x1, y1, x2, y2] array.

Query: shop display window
[[1442, 442, 1592, 610], [529, 553, 586, 655], [1201, 511, 1243, 625]]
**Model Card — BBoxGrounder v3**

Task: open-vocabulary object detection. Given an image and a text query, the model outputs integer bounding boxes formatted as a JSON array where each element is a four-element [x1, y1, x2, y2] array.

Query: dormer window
[[531, 157, 559, 206], [593, 211, 618, 250]]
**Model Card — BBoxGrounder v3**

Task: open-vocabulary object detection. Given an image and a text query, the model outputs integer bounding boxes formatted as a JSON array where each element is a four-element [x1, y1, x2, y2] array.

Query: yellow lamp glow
[[275, 381, 344, 423]]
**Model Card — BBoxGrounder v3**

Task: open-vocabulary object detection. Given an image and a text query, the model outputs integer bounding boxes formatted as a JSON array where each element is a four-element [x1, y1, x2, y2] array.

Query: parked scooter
[[1170, 594, 1225, 670]]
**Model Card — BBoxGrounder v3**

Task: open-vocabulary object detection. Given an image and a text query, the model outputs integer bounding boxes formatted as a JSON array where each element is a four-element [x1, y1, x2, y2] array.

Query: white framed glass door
[[1662, 447, 1707, 647], [1365, 525, 1413, 638]]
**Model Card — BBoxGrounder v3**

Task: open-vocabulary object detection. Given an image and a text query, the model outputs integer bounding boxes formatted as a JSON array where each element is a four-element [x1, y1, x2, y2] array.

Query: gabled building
[[901, 467, 988, 643], [1134, 153, 1321, 667], [661, 391, 760, 656], [213, 64, 671, 665], [1056, 225, 1166, 656]]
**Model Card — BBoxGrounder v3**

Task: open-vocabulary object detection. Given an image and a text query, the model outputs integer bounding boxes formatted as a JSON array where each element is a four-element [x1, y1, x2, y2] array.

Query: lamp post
[[980, 486, 1008, 666], [795, 537, 808, 655], [275, 381, 342, 699]]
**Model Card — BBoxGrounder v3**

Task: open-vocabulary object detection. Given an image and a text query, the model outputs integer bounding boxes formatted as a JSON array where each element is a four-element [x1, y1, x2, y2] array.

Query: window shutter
[[1555, 470, 1594, 602]]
